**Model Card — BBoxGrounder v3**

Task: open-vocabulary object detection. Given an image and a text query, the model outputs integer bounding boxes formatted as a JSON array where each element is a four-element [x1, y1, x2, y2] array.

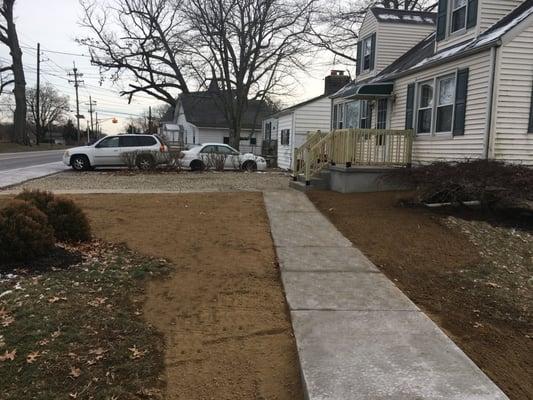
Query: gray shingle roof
[[180, 92, 275, 130]]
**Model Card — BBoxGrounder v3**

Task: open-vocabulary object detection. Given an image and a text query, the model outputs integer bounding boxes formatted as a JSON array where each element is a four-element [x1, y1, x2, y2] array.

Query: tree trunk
[[6, 5, 27, 144], [228, 128, 241, 151]]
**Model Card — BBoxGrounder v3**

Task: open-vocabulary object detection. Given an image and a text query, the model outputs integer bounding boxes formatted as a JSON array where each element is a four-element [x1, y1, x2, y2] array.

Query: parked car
[[180, 143, 267, 171], [63, 134, 169, 171]]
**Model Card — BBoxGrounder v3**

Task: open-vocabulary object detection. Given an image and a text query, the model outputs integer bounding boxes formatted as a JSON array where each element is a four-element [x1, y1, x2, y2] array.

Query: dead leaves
[[0, 307, 14, 327], [128, 345, 148, 360], [48, 296, 68, 304], [69, 366, 81, 379], [0, 349, 16, 362], [87, 297, 107, 307], [26, 351, 40, 364]]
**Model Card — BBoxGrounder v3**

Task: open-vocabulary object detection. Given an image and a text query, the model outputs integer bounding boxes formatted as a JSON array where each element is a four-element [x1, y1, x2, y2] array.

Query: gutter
[[483, 46, 498, 159]]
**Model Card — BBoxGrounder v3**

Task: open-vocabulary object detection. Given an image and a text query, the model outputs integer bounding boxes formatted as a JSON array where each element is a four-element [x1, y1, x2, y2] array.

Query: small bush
[[0, 200, 55, 262], [394, 160, 533, 208], [121, 151, 138, 170], [16, 190, 91, 242], [205, 152, 226, 171]]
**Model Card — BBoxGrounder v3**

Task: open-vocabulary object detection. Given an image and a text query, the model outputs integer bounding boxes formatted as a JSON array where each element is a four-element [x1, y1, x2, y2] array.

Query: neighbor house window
[[360, 100, 371, 129], [451, 0, 467, 33], [436, 74, 456, 133], [280, 129, 290, 145], [417, 81, 434, 134], [264, 122, 272, 140], [377, 99, 388, 129], [362, 36, 373, 71], [344, 101, 360, 128]]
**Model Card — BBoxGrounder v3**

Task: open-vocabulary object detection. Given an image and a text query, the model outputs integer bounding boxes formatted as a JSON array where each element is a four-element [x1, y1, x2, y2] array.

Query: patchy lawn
[[0, 241, 171, 400], [308, 191, 533, 400], [1, 192, 303, 399], [0, 143, 68, 153]]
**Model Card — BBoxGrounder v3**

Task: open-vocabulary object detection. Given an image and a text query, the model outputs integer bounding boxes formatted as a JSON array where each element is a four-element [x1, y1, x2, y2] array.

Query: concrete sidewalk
[[263, 190, 508, 400], [0, 162, 67, 189]]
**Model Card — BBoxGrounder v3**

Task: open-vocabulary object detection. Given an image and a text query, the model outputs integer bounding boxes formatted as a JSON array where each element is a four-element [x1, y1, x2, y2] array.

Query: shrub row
[[0, 190, 91, 262]]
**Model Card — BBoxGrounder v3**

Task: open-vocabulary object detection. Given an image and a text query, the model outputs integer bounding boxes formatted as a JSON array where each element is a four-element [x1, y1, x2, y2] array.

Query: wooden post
[[292, 147, 298, 181], [304, 146, 311, 186]]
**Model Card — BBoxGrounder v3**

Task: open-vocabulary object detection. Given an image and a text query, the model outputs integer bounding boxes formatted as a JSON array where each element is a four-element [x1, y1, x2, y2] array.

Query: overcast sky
[[0, 0, 350, 134]]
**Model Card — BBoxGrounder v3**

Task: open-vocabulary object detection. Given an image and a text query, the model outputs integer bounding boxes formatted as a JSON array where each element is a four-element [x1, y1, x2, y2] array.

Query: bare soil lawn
[[71, 193, 303, 400], [308, 191, 532, 400]]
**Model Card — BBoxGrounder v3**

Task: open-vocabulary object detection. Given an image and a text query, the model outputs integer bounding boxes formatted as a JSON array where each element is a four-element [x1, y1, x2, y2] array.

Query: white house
[[263, 71, 350, 169], [159, 82, 274, 155], [328, 0, 533, 165]]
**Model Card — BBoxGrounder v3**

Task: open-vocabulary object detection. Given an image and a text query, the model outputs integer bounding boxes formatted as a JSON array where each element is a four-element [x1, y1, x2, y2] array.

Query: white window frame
[[414, 71, 458, 137], [362, 35, 373, 72], [360, 100, 370, 129], [449, 0, 468, 35], [435, 74, 456, 134]]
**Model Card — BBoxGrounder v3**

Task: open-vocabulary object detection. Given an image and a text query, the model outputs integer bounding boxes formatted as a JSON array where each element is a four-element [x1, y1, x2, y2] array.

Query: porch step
[[290, 171, 330, 191]]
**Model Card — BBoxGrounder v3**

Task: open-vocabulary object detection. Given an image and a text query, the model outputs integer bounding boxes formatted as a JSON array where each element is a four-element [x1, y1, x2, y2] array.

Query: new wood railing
[[293, 128, 414, 183]]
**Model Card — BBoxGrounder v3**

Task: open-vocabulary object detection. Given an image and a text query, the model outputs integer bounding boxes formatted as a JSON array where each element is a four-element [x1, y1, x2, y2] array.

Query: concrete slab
[[0, 162, 67, 189], [282, 272, 418, 311], [268, 211, 352, 247], [263, 190, 317, 213], [292, 310, 508, 400], [276, 246, 378, 272]]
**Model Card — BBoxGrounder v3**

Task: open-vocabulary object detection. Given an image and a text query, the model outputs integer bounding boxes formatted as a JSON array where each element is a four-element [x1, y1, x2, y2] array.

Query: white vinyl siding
[[390, 50, 492, 163], [492, 24, 533, 165], [357, 13, 378, 81], [479, 0, 523, 32], [276, 114, 294, 170], [377, 23, 436, 73]]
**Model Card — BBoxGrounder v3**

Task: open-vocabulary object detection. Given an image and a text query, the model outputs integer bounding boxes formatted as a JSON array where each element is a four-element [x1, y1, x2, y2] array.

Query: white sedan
[[181, 143, 267, 171]]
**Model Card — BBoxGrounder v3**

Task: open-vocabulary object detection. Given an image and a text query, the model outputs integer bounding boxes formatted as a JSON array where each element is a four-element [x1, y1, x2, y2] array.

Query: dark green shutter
[[467, 0, 478, 29], [436, 0, 448, 41], [527, 83, 533, 133], [356, 41, 362, 75], [369, 33, 376, 71], [405, 83, 415, 130], [453, 68, 469, 136]]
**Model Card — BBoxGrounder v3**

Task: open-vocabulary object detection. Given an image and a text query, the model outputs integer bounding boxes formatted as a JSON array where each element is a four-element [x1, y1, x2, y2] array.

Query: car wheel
[[242, 160, 257, 172], [71, 155, 90, 171], [190, 160, 205, 171], [136, 154, 155, 170]]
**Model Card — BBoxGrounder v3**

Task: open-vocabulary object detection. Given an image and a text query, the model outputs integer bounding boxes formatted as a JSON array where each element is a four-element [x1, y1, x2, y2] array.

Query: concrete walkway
[[263, 189, 508, 400], [0, 162, 67, 189]]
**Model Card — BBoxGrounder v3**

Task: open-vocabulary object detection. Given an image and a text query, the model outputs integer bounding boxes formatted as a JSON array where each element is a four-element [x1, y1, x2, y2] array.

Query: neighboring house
[[159, 106, 181, 144], [331, 0, 533, 164], [161, 81, 274, 155], [264, 70, 350, 169]]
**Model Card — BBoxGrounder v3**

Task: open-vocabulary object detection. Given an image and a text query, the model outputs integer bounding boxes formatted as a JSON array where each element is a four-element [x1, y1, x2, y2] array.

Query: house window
[[250, 137, 257, 145], [362, 36, 373, 71], [417, 80, 434, 134], [436, 74, 456, 133], [223, 136, 230, 144], [264, 122, 272, 140], [451, 0, 467, 33], [280, 129, 290, 145], [344, 101, 360, 128], [377, 99, 388, 129], [360, 100, 372, 129]]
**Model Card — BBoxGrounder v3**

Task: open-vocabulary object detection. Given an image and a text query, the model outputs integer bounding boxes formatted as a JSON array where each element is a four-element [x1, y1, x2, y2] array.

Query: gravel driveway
[[4, 170, 291, 193]]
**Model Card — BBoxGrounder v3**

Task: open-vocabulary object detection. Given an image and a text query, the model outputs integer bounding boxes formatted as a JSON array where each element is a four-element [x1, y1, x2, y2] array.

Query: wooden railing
[[293, 128, 414, 183]]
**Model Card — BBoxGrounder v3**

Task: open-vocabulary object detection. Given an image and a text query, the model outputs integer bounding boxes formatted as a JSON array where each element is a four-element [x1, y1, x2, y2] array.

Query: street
[[0, 150, 68, 188], [0, 150, 65, 171]]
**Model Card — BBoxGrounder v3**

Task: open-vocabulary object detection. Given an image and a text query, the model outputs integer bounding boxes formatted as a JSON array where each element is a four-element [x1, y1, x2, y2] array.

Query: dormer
[[436, 0, 523, 51], [355, 8, 436, 83]]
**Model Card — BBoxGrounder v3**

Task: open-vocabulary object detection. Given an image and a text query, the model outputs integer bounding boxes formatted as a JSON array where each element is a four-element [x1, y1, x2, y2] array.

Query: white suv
[[63, 134, 169, 171]]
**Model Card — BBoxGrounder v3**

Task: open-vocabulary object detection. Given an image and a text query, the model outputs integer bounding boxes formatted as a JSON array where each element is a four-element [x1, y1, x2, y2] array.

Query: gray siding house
[[330, 0, 533, 165]]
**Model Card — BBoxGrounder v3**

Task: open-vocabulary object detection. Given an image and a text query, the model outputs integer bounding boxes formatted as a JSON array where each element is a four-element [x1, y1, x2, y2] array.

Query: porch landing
[[263, 189, 508, 400]]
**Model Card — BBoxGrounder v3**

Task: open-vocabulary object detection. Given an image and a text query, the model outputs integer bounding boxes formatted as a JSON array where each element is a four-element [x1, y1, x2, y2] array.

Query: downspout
[[483, 46, 498, 159]]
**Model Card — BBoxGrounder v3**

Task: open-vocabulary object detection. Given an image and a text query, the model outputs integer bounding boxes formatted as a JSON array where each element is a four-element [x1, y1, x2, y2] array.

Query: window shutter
[[453, 68, 469, 136], [527, 82, 533, 133], [356, 41, 362, 75], [436, 0, 448, 42], [369, 33, 376, 71], [405, 83, 415, 130], [467, 0, 478, 29]]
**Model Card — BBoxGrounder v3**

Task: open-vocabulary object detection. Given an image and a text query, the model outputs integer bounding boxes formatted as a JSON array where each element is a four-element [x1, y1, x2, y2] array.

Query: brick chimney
[[324, 70, 350, 95]]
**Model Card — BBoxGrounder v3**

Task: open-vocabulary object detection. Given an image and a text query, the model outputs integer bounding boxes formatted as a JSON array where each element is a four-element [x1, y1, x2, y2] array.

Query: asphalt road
[[0, 150, 65, 171]]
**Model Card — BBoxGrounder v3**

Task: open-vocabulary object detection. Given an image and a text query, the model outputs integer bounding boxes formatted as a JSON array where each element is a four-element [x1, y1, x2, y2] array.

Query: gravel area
[[3, 170, 291, 193]]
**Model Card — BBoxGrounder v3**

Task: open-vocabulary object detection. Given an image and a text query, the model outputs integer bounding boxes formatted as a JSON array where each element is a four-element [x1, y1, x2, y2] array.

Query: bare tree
[[0, 0, 27, 144], [310, 0, 437, 64], [79, 0, 191, 107], [26, 84, 70, 144]]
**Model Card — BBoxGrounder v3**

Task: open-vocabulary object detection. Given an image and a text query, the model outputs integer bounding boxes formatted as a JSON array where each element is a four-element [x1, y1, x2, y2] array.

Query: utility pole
[[148, 106, 153, 134], [86, 96, 97, 142], [36, 43, 41, 145], [95, 111, 99, 140], [68, 62, 84, 143]]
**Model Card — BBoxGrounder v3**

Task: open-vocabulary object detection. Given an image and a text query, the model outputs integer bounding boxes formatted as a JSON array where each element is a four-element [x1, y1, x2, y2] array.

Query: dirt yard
[[308, 191, 532, 400], [66, 193, 303, 400]]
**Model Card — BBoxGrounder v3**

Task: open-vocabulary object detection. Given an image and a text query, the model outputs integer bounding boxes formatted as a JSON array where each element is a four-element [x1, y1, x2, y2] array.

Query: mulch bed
[[308, 190, 533, 400]]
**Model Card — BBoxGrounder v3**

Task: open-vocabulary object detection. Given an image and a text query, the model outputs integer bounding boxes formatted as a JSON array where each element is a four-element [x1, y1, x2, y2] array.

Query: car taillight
[[160, 144, 167, 153]]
